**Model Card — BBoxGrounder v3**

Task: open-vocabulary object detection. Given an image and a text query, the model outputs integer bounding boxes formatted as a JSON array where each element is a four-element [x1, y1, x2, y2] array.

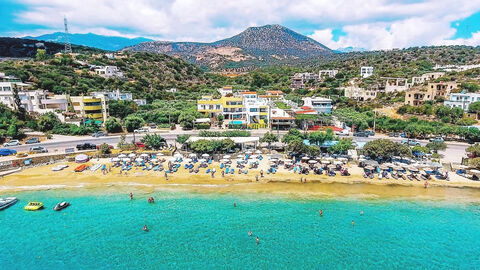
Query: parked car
[[402, 139, 421, 146], [91, 131, 107, 137], [76, 143, 97, 150], [149, 123, 157, 129], [3, 140, 21, 147], [0, 148, 17, 156], [25, 137, 39, 144], [336, 129, 349, 136], [353, 131, 368, 137], [96, 144, 114, 150], [429, 137, 444, 143], [365, 130, 375, 137], [135, 142, 145, 148], [16, 152, 28, 158], [30, 146, 48, 153], [134, 127, 149, 133]]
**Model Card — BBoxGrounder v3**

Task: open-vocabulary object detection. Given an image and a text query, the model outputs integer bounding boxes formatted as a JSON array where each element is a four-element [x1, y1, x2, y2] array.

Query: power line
[[64, 15, 72, 54]]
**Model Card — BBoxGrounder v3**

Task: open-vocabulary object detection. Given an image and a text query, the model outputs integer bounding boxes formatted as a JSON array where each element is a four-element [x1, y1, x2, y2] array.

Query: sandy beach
[[2, 157, 480, 201]]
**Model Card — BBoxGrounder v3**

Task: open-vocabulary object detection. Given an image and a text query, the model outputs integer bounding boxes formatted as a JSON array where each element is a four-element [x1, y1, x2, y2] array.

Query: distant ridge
[[24, 32, 153, 51], [123, 24, 332, 69]]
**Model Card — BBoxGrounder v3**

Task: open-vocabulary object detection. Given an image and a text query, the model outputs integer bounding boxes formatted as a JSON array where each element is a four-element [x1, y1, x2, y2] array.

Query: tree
[[426, 141, 447, 153], [38, 112, 61, 132], [12, 85, 26, 120], [176, 134, 190, 145], [221, 138, 235, 152], [6, 122, 23, 139], [363, 139, 412, 161], [124, 115, 144, 132], [217, 114, 224, 126], [329, 138, 354, 154], [99, 143, 112, 155], [282, 128, 304, 143], [178, 111, 197, 129], [286, 137, 307, 154], [141, 134, 167, 150], [108, 100, 138, 119], [467, 143, 480, 158], [260, 132, 278, 150], [35, 49, 47, 61], [105, 118, 123, 133], [469, 102, 480, 113]]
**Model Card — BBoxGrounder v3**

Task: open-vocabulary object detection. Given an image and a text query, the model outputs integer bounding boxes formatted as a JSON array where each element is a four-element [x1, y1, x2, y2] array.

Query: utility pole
[[373, 110, 377, 133]]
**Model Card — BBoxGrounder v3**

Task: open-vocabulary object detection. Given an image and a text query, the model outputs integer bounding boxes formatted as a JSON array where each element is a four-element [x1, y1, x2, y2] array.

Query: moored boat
[[0, 197, 18, 210], [54, 201, 70, 211], [24, 202, 44, 211]]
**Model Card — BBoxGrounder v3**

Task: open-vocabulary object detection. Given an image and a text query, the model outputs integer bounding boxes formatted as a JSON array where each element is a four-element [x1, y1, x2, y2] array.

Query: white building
[[166, 88, 177, 93], [361, 66, 374, 78], [444, 92, 480, 111], [94, 66, 124, 78], [382, 77, 409, 93], [291, 73, 319, 89], [241, 92, 269, 127], [302, 97, 333, 114], [344, 86, 377, 101], [217, 86, 233, 96], [319, 70, 338, 78], [434, 64, 480, 72], [0, 82, 50, 113], [411, 72, 445, 85], [90, 89, 146, 106]]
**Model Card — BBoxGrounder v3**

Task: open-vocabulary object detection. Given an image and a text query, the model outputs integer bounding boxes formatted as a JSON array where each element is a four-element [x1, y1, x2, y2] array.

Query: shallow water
[[2, 190, 480, 269]]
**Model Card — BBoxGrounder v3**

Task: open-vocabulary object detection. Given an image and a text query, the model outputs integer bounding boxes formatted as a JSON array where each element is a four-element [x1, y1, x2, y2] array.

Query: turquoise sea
[[2, 189, 480, 269]]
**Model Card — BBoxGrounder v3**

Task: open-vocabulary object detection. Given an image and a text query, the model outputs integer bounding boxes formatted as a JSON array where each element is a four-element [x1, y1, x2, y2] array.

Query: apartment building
[[217, 86, 233, 96], [291, 73, 319, 89], [301, 97, 333, 114], [444, 92, 480, 111], [258, 90, 284, 100], [434, 64, 480, 72], [319, 70, 338, 78], [271, 108, 295, 131], [411, 72, 445, 85], [90, 89, 147, 106], [197, 95, 245, 125], [69, 95, 108, 122], [343, 86, 377, 101], [241, 92, 269, 127], [382, 77, 409, 93], [361, 66, 374, 78], [403, 81, 457, 106]]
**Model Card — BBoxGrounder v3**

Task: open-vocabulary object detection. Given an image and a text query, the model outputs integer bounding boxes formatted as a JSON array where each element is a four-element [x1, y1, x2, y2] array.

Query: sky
[[1, 0, 480, 51]]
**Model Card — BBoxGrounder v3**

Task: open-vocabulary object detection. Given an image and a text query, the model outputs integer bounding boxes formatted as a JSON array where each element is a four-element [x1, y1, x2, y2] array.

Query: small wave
[[0, 183, 86, 191]]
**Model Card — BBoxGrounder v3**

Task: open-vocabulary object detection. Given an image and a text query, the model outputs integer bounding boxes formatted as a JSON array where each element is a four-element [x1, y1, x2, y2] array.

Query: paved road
[[5, 130, 469, 163]]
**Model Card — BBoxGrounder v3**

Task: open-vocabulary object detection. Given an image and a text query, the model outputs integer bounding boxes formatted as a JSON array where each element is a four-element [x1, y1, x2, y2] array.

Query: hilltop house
[[343, 85, 377, 101], [361, 66, 374, 78], [404, 81, 458, 106], [444, 91, 480, 111], [301, 97, 333, 114], [319, 70, 338, 79], [381, 77, 410, 93], [291, 73, 319, 89], [90, 89, 147, 106], [411, 72, 445, 85], [94, 66, 124, 78]]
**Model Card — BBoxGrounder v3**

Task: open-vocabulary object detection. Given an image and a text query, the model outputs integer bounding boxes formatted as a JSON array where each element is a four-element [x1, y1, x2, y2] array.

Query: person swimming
[[129, 192, 133, 200], [360, 211, 364, 216], [319, 209, 323, 217], [233, 202, 237, 207], [256, 236, 260, 244], [248, 230, 253, 236], [351, 220, 355, 226], [143, 225, 148, 232]]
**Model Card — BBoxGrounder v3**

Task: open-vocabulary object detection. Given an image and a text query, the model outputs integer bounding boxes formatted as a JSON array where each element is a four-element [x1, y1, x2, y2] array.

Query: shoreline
[[2, 159, 480, 202]]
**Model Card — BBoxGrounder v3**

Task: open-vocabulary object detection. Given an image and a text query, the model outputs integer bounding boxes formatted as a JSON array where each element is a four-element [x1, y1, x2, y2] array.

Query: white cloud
[[10, 0, 480, 49]]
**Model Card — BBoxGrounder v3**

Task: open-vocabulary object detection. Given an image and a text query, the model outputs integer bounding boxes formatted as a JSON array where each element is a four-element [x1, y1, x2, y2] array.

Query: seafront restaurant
[[184, 136, 260, 152]]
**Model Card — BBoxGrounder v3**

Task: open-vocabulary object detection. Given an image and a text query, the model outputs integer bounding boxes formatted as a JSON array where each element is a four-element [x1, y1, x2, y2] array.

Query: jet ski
[[54, 201, 70, 211]]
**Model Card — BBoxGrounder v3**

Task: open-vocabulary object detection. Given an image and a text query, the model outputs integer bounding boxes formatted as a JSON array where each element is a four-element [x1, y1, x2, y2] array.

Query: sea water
[[1, 189, 480, 269]]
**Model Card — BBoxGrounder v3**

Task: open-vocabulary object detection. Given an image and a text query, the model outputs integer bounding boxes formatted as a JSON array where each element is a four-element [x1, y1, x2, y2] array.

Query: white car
[[134, 127, 149, 133], [3, 140, 21, 147]]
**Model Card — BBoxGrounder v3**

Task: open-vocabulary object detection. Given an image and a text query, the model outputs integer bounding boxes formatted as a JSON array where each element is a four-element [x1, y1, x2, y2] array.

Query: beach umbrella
[[201, 154, 210, 158], [140, 153, 149, 157], [308, 160, 317, 164], [223, 155, 231, 159], [189, 153, 197, 157], [135, 157, 143, 162], [128, 153, 136, 158], [245, 150, 253, 154], [333, 160, 342, 165], [408, 167, 419, 172], [151, 158, 158, 163], [118, 154, 127, 158], [380, 164, 389, 170], [325, 157, 334, 161], [270, 158, 278, 161], [199, 158, 207, 163], [157, 153, 164, 156], [327, 164, 336, 169], [75, 154, 89, 163], [321, 160, 331, 164], [221, 158, 230, 163], [301, 156, 309, 160], [365, 165, 375, 170], [174, 153, 183, 158], [185, 158, 193, 163], [111, 157, 120, 162], [338, 157, 348, 162], [255, 150, 262, 154], [122, 158, 131, 162], [236, 154, 244, 158]]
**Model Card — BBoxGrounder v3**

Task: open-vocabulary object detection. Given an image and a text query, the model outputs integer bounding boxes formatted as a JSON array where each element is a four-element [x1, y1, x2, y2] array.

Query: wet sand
[[2, 159, 480, 201]]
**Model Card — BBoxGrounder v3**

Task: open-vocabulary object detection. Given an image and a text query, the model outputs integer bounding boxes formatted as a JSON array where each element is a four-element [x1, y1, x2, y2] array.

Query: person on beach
[[424, 180, 429, 189], [164, 172, 168, 181], [260, 170, 264, 177], [255, 175, 259, 182], [300, 177, 303, 183], [319, 210, 323, 217], [248, 230, 253, 236], [304, 178, 307, 183], [256, 236, 260, 244], [143, 225, 149, 232], [130, 192, 133, 200], [222, 171, 225, 177]]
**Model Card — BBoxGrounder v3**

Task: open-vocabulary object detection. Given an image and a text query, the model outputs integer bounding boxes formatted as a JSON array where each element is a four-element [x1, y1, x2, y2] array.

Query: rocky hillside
[[0, 37, 101, 58], [123, 25, 332, 70]]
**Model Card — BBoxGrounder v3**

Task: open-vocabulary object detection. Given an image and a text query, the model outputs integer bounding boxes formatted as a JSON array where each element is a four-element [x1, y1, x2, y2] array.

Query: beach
[[2, 157, 480, 201]]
